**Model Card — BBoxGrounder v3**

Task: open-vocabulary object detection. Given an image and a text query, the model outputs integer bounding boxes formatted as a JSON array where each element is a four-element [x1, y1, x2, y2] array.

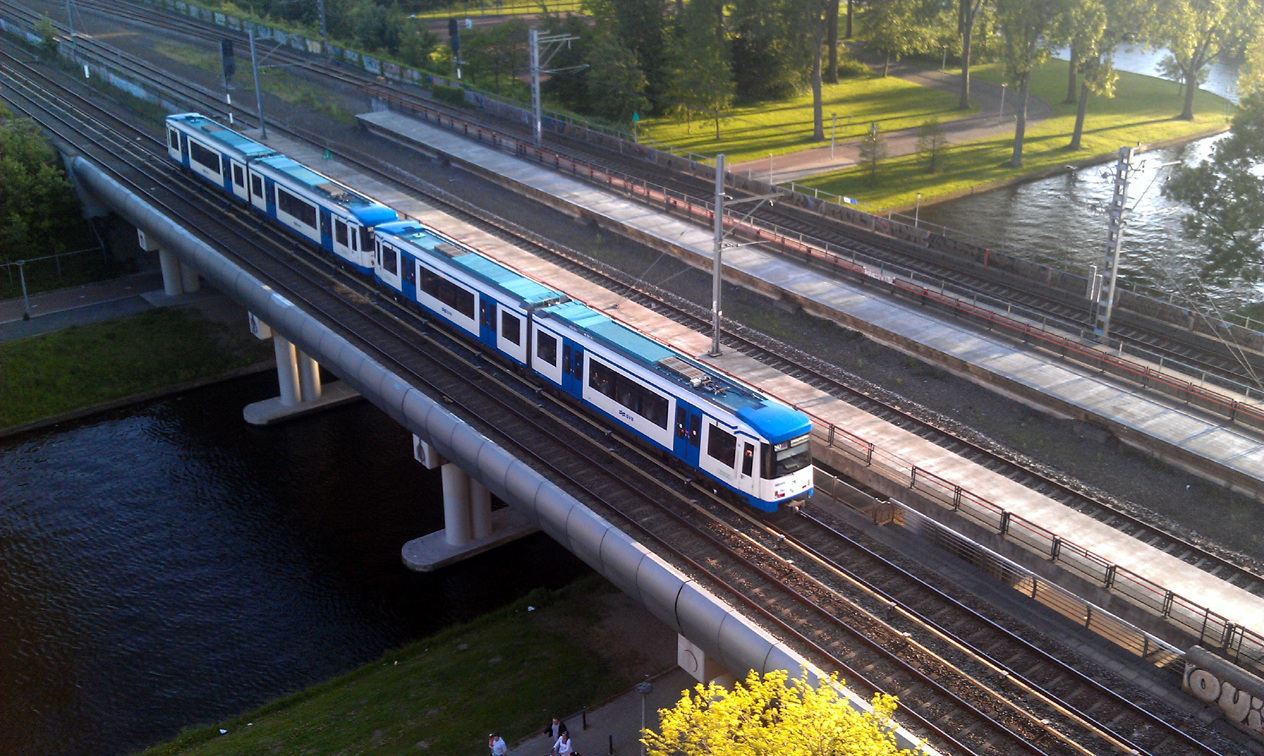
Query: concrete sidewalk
[[508, 667, 694, 756], [731, 60, 1054, 184], [0, 271, 223, 343]]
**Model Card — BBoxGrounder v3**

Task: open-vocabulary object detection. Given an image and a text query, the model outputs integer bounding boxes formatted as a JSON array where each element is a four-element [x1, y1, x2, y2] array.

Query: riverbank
[[803, 59, 1233, 209], [135, 575, 676, 756], [0, 302, 270, 431]]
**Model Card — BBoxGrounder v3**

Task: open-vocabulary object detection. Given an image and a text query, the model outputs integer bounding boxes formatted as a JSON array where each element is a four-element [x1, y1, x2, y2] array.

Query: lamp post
[[940, 44, 947, 72], [16, 260, 30, 320], [999, 83, 1007, 122], [830, 112, 837, 158], [636, 681, 654, 756], [914, 192, 922, 228], [768, 152, 774, 184]]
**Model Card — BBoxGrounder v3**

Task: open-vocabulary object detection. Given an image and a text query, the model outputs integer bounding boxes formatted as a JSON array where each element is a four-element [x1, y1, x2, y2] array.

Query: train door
[[569, 345, 585, 397], [319, 209, 333, 252], [229, 160, 249, 201], [673, 405, 691, 460], [479, 299, 495, 347], [178, 133, 189, 168], [376, 239, 401, 290], [249, 170, 267, 213], [264, 178, 277, 218], [684, 411, 702, 466], [738, 439, 757, 496], [167, 125, 182, 163]]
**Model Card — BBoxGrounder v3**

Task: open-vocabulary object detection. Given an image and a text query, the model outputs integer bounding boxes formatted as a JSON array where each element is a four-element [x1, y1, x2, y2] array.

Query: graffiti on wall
[[1185, 647, 1264, 741]]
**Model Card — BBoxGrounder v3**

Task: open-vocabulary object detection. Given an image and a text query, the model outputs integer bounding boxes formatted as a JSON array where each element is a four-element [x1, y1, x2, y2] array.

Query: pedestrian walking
[[488, 732, 507, 756], [544, 716, 568, 741]]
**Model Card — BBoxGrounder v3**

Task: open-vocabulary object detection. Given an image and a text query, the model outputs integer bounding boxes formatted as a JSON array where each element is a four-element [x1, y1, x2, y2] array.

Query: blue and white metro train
[[164, 113, 814, 511]]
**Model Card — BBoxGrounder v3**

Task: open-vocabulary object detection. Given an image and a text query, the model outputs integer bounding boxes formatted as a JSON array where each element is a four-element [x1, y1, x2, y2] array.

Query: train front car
[[535, 301, 813, 512], [737, 401, 814, 511]]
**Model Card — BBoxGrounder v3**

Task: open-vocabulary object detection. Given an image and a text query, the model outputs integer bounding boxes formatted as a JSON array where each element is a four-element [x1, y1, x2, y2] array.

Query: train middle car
[[165, 113, 398, 273], [374, 220, 814, 511]]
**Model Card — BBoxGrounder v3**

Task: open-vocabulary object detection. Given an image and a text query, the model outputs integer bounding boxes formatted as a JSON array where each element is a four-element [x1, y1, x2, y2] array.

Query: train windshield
[[768, 434, 811, 477]]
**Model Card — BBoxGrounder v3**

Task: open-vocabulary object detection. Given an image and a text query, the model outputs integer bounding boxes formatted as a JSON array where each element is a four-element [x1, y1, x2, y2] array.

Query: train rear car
[[165, 113, 273, 202]]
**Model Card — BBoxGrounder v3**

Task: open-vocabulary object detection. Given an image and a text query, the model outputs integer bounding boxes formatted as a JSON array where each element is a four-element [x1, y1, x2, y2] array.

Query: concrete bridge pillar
[[403, 436, 536, 571], [273, 334, 301, 407], [138, 229, 183, 296], [678, 634, 736, 688], [296, 350, 322, 402], [242, 313, 359, 425]]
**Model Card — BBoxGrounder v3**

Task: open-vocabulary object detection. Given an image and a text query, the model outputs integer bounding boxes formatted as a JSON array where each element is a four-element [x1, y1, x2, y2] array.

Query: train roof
[[253, 155, 398, 227], [376, 220, 566, 307], [541, 301, 811, 443], [167, 113, 274, 159]]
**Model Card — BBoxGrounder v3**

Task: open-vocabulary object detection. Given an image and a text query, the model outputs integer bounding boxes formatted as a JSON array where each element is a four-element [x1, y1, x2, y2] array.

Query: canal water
[[919, 49, 1253, 309], [0, 372, 588, 756]]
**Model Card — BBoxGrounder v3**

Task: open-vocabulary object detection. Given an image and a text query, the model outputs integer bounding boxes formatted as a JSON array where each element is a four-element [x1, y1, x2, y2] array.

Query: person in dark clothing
[[544, 716, 569, 741]]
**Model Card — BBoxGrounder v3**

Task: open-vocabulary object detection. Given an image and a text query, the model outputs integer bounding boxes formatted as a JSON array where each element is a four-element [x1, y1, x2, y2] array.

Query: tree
[[730, 0, 811, 101], [1064, 0, 1144, 150], [860, 0, 934, 77], [996, 0, 1065, 167], [642, 670, 913, 756], [463, 19, 528, 93], [585, 0, 668, 110], [1154, 0, 1261, 120], [585, 30, 649, 124], [35, 14, 58, 59], [1163, 89, 1264, 282], [665, 0, 735, 139], [916, 119, 949, 172], [826, 0, 841, 83], [858, 122, 888, 185], [0, 115, 78, 263], [957, 0, 987, 110]]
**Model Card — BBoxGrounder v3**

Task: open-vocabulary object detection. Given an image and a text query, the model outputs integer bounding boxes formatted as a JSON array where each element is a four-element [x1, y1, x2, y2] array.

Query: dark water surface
[[0, 373, 588, 756]]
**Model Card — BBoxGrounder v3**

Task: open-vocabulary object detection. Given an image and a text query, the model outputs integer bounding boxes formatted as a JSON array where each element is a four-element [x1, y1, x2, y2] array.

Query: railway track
[[14, 0, 1264, 649], [23, 0, 1264, 398], [2, 38, 1237, 756]]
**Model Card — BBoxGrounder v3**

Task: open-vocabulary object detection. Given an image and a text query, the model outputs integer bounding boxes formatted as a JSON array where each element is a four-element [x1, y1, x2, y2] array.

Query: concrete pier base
[[243, 380, 361, 425], [404, 436, 538, 571], [242, 314, 361, 425], [180, 262, 200, 293], [401, 507, 538, 572]]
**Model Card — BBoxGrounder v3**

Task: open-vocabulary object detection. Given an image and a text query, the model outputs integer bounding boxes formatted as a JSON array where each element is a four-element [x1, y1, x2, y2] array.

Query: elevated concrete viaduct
[[69, 156, 932, 754]]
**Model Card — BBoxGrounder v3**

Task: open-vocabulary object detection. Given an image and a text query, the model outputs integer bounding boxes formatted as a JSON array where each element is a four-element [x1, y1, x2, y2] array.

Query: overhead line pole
[[710, 154, 725, 357], [249, 28, 266, 139]]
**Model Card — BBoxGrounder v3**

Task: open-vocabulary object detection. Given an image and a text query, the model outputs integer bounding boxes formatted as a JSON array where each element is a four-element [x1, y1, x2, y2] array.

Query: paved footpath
[[508, 667, 694, 756], [732, 60, 1054, 184]]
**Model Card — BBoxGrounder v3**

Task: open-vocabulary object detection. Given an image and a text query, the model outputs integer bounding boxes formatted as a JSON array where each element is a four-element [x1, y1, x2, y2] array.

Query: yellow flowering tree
[[642, 669, 916, 756]]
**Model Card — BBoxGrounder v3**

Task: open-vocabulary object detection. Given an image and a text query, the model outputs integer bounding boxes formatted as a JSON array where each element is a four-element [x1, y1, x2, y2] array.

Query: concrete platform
[[261, 126, 1264, 645], [401, 507, 538, 572], [242, 380, 361, 425]]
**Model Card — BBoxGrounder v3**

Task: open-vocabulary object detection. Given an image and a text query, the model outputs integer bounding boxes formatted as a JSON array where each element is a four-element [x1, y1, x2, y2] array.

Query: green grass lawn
[[641, 73, 972, 164], [0, 307, 269, 429], [136, 579, 632, 756], [801, 59, 1233, 209]]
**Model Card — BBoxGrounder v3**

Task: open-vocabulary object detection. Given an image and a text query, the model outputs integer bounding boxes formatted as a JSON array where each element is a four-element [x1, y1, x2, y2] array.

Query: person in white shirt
[[553, 732, 575, 756], [488, 733, 507, 756]]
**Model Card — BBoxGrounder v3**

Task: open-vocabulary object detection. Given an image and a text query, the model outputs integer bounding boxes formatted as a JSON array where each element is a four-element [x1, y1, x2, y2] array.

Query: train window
[[536, 331, 558, 365], [707, 425, 737, 467], [501, 311, 521, 346], [222, 155, 231, 176], [335, 220, 348, 247], [233, 165, 245, 188], [320, 212, 331, 238], [419, 266, 476, 319], [676, 408, 687, 439], [382, 246, 397, 275], [480, 301, 491, 330], [251, 174, 263, 198], [188, 141, 221, 174], [765, 435, 812, 478], [742, 443, 754, 476], [588, 359, 668, 429], [563, 345, 572, 374], [168, 129, 179, 150], [689, 414, 701, 447], [276, 188, 317, 229]]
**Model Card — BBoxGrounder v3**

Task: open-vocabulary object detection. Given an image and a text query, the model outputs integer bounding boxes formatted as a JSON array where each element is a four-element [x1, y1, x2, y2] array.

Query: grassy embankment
[[640, 73, 974, 164], [801, 59, 1232, 209], [0, 307, 270, 430], [136, 578, 636, 756], [153, 40, 357, 125]]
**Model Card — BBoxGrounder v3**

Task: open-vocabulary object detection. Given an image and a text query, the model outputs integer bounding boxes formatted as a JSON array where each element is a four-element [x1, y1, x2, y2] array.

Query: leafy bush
[[431, 84, 466, 107]]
